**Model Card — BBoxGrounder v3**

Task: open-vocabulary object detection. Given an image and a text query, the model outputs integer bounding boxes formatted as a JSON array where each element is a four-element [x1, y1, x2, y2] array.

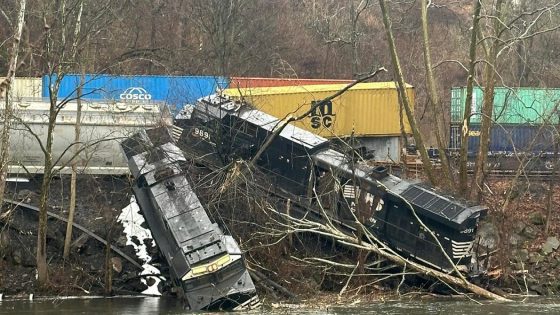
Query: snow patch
[[118, 196, 163, 296]]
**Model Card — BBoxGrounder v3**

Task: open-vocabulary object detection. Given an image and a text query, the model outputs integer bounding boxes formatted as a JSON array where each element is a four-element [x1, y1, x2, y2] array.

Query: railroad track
[[386, 156, 559, 180], [484, 170, 557, 180]]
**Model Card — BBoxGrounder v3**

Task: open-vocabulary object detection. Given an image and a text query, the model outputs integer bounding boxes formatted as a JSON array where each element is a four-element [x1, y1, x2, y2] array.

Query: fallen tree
[[208, 159, 510, 302], [261, 200, 509, 301]]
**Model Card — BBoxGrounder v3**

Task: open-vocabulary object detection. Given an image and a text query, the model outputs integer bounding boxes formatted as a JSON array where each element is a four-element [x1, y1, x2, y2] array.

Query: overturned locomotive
[[175, 95, 488, 272], [121, 128, 259, 311]]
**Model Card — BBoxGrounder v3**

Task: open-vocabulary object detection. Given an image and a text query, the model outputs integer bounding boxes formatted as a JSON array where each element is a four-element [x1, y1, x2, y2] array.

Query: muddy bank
[[0, 175, 151, 297], [0, 174, 559, 301], [476, 179, 560, 296]]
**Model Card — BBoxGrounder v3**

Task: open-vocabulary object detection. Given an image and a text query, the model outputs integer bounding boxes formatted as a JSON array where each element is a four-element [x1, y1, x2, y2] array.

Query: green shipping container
[[450, 87, 560, 124]]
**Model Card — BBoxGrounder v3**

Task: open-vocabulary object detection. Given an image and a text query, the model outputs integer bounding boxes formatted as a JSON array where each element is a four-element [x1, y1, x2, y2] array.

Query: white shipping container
[[0, 77, 42, 98]]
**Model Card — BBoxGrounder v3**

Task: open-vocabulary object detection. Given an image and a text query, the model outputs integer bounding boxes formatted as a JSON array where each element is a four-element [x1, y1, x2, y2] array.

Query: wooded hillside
[[3, 0, 560, 145]]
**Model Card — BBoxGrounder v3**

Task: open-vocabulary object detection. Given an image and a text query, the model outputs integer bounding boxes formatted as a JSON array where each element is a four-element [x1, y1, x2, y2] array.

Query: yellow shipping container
[[0, 77, 42, 98], [222, 82, 414, 137]]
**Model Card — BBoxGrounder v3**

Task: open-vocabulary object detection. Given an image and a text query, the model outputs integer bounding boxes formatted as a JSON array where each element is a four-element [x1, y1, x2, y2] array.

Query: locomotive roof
[[196, 94, 329, 151], [398, 184, 487, 227], [237, 109, 329, 150], [122, 131, 237, 284]]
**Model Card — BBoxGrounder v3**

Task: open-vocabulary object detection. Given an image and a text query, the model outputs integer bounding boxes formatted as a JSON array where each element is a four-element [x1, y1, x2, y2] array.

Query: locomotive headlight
[[183, 254, 232, 280], [207, 263, 218, 272]]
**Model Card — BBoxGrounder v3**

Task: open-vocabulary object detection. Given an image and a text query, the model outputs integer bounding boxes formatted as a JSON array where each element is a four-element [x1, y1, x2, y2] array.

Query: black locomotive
[[175, 95, 488, 272], [121, 128, 259, 311]]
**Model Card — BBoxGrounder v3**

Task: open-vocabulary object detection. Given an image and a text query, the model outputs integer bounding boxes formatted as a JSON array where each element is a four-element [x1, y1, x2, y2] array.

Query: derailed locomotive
[[175, 95, 488, 272], [121, 128, 259, 311]]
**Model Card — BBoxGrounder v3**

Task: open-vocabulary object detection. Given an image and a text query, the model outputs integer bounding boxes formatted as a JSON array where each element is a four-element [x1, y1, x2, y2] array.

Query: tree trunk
[[36, 172, 51, 287], [278, 208, 510, 301], [472, 63, 496, 201], [545, 136, 559, 235], [459, 0, 482, 196], [397, 86, 409, 150], [471, 0, 504, 201], [0, 0, 27, 201], [515, 0, 531, 86], [378, 0, 436, 185], [104, 225, 113, 295], [420, 0, 453, 188], [63, 0, 84, 260], [37, 108, 56, 287], [350, 1, 359, 77], [63, 74, 83, 260]]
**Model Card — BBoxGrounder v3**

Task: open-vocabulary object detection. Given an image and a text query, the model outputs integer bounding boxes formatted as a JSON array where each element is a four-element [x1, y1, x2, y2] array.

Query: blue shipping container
[[449, 124, 557, 154], [42, 74, 229, 113]]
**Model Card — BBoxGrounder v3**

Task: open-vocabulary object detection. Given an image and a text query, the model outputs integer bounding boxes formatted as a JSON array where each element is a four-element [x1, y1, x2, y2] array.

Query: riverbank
[[477, 179, 560, 296], [0, 176, 149, 297], [0, 174, 559, 301]]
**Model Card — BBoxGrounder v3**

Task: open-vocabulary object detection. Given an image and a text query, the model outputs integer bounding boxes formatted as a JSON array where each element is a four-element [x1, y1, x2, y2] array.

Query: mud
[[0, 175, 149, 297]]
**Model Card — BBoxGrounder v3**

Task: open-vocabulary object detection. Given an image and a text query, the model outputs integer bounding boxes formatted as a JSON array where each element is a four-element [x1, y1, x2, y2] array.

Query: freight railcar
[[4, 98, 172, 175], [449, 86, 560, 174], [121, 128, 258, 311], [449, 124, 558, 173], [175, 95, 487, 272], [450, 86, 560, 125]]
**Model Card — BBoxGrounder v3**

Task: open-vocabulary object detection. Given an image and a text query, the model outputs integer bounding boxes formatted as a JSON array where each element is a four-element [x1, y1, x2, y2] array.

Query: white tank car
[[5, 98, 173, 175]]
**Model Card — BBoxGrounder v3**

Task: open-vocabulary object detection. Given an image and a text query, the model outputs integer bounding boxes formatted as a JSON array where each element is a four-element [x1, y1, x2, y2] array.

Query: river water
[[1, 297, 559, 314]]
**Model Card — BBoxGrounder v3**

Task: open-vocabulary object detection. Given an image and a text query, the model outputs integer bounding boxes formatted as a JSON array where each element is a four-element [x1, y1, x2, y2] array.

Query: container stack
[[4, 76, 415, 166], [228, 77, 353, 89], [449, 87, 560, 155]]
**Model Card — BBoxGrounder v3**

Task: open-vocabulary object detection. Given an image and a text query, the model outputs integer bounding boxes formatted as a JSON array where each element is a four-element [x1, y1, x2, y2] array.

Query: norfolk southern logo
[[119, 87, 152, 102], [309, 100, 335, 129]]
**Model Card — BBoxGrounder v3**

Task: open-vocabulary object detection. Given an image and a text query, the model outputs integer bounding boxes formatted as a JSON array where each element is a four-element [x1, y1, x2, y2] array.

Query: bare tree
[[420, 0, 453, 188], [63, 0, 84, 260], [471, 0, 505, 201], [469, 1, 560, 200], [545, 131, 559, 235], [378, 0, 437, 185], [0, 0, 27, 201], [35, 0, 113, 286], [459, 0, 482, 196], [304, 0, 374, 78], [186, 0, 278, 75], [264, 205, 509, 300]]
